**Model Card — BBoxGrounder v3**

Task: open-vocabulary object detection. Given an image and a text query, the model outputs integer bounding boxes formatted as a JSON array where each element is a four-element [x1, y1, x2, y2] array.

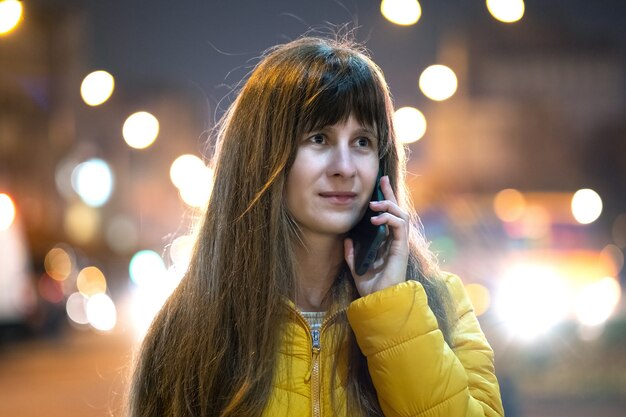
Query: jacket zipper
[[294, 308, 346, 417], [311, 327, 321, 417]]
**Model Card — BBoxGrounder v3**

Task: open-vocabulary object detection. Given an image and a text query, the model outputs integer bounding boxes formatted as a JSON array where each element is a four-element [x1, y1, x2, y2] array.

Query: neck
[[293, 232, 344, 312]]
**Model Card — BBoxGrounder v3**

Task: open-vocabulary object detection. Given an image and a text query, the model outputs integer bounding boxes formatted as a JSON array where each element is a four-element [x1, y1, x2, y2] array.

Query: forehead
[[315, 114, 377, 136]]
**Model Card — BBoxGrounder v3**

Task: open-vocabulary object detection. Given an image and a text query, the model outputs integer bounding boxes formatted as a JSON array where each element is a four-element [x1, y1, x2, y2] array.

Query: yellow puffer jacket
[[262, 273, 504, 416]]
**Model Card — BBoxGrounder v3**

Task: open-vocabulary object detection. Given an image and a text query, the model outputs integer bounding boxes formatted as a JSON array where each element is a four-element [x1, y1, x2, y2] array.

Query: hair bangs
[[297, 52, 390, 153]]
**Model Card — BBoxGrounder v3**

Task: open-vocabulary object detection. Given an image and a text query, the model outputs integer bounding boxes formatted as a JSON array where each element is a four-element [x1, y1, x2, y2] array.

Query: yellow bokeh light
[[80, 70, 115, 106], [493, 188, 526, 222], [77, 266, 107, 297], [486, 0, 525, 23], [380, 0, 421, 26], [0, 0, 23, 35], [0, 192, 16, 231], [465, 283, 491, 316], [122, 111, 159, 149], [64, 203, 100, 245], [419, 65, 458, 101], [44, 247, 73, 282], [571, 188, 602, 225], [393, 107, 427, 144]]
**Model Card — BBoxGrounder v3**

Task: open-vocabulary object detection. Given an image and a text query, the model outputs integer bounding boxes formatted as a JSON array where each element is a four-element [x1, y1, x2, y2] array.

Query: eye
[[307, 133, 326, 145], [355, 136, 373, 147]]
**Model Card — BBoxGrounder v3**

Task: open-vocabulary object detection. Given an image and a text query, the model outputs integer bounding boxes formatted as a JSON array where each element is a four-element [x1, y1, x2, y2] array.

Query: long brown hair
[[128, 36, 453, 417]]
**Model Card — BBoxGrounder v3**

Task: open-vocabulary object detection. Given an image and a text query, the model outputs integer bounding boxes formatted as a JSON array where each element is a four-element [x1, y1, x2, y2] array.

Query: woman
[[129, 36, 504, 417]]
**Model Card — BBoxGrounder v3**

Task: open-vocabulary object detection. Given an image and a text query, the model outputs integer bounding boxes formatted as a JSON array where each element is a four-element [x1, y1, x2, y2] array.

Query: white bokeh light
[[123, 111, 159, 149], [495, 264, 570, 341], [419, 65, 458, 101], [170, 154, 214, 209], [71, 158, 114, 207], [571, 189, 602, 225], [80, 70, 115, 106], [129, 250, 167, 287], [66, 292, 89, 325], [86, 293, 117, 331], [575, 277, 621, 327], [393, 107, 427, 144], [129, 257, 185, 338]]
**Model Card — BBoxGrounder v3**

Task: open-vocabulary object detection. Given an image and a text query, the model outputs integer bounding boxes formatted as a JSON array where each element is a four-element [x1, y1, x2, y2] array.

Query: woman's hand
[[344, 176, 409, 297]]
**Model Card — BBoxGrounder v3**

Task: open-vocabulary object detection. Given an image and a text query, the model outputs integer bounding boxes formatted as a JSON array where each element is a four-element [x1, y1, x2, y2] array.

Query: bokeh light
[[129, 250, 167, 287], [71, 158, 114, 207], [493, 188, 526, 222], [611, 214, 626, 248], [76, 266, 107, 297], [64, 202, 100, 245], [80, 70, 115, 106], [571, 188, 602, 224], [66, 292, 89, 325], [0, 0, 23, 35], [380, 0, 421, 26], [496, 264, 569, 341], [486, 0, 525, 23], [393, 107, 427, 143], [169, 234, 196, 272], [86, 293, 117, 331], [44, 246, 73, 282], [465, 283, 491, 316], [170, 154, 214, 209], [129, 250, 184, 338], [0, 192, 16, 231], [123, 111, 159, 149], [575, 277, 621, 327], [55, 157, 80, 201], [419, 65, 458, 101]]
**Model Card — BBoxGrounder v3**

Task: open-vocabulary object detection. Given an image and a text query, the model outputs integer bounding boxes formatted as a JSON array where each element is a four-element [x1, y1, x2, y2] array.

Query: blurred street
[[0, 326, 134, 417], [2, 322, 626, 416]]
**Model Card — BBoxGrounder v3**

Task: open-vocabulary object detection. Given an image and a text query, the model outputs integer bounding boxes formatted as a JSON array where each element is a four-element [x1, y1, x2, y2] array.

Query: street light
[[0, 0, 23, 36]]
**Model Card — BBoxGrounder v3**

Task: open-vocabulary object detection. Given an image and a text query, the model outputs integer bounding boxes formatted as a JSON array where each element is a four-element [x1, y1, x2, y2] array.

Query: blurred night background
[[1, 0, 625, 416]]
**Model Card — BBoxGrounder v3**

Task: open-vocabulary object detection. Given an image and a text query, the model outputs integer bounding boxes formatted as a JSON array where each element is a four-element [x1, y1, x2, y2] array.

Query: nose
[[328, 144, 357, 178]]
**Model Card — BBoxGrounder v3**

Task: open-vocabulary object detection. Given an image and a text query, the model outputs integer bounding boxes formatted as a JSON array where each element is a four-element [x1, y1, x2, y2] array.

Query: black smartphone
[[349, 169, 388, 275]]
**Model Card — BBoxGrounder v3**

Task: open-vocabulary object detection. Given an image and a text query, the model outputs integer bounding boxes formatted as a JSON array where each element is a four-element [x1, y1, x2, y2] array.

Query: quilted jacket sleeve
[[346, 273, 504, 417]]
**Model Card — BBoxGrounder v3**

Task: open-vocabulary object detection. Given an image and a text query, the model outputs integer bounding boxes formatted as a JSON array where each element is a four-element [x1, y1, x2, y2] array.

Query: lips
[[319, 191, 358, 205]]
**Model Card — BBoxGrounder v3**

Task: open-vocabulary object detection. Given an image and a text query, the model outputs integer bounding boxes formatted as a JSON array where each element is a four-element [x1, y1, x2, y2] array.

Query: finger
[[369, 200, 409, 223], [379, 176, 398, 205], [370, 212, 408, 241]]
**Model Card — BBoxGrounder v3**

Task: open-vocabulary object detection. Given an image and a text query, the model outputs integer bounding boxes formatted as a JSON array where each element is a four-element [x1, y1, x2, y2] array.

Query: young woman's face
[[286, 114, 380, 239]]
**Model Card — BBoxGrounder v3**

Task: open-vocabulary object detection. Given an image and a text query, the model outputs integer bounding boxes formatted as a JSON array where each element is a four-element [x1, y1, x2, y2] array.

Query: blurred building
[[1, 2, 206, 333], [0, 2, 84, 260], [414, 19, 625, 195]]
